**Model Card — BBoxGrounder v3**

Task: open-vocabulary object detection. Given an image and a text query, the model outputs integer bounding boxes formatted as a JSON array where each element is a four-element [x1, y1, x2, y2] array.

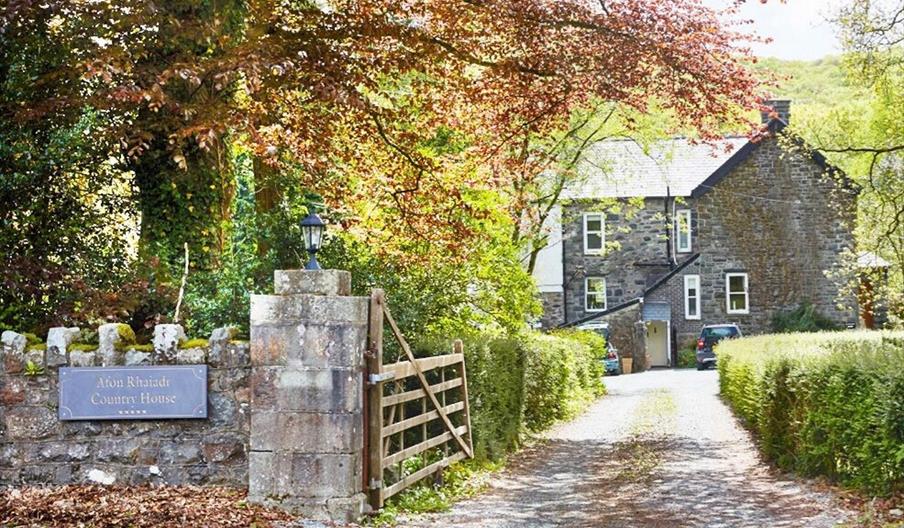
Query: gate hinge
[[368, 372, 395, 385], [369, 478, 383, 490]]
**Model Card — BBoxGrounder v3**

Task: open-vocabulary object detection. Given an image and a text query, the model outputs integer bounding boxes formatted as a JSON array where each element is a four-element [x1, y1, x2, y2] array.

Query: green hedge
[[415, 329, 606, 461], [718, 331, 904, 494]]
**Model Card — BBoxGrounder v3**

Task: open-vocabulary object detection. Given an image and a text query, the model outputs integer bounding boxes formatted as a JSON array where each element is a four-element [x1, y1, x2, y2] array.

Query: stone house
[[533, 100, 861, 369]]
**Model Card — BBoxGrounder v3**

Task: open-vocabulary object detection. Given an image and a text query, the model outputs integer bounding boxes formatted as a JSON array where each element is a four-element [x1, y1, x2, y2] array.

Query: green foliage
[[24, 361, 44, 377], [771, 303, 840, 333], [116, 324, 136, 344], [128, 344, 154, 353], [523, 331, 607, 432], [677, 347, 696, 369], [26, 343, 47, 352], [368, 459, 502, 527], [22, 333, 42, 346], [718, 331, 904, 494], [415, 329, 605, 461]]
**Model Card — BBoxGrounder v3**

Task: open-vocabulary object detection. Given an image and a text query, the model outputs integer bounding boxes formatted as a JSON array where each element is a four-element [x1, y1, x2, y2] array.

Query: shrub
[[415, 329, 605, 461], [676, 347, 696, 369], [523, 331, 606, 432], [770, 302, 839, 333], [718, 331, 904, 494]]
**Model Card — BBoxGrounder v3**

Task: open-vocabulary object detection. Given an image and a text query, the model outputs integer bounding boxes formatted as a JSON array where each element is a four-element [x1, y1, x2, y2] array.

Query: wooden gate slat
[[366, 289, 386, 508], [382, 424, 469, 468], [382, 303, 474, 458], [381, 401, 464, 437], [381, 377, 463, 407], [383, 451, 467, 500], [382, 353, 465, 380]]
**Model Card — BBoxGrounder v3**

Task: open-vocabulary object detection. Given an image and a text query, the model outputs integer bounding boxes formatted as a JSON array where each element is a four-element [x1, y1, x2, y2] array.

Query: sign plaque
[[59, 365, 208, 420]]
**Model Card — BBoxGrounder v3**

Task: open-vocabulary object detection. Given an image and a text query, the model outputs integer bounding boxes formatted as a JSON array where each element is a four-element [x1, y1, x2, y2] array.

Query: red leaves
[[8, 0, 765, 265]]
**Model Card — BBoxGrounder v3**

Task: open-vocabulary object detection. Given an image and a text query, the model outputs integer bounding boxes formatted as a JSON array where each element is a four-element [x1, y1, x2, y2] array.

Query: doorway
[[646, 320, 670, 367]]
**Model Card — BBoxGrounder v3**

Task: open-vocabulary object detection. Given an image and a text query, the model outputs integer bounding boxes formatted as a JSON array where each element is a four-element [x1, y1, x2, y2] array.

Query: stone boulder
[[208, 326, 239, 366], [153, 324, 186, 364], [1, 331, 27, 373], [98, 324, 136, 366], [46, 327, 80, 367]]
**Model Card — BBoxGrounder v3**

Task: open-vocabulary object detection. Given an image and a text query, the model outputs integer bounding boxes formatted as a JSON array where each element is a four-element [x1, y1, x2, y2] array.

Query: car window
[[702, 327, 739, 339]]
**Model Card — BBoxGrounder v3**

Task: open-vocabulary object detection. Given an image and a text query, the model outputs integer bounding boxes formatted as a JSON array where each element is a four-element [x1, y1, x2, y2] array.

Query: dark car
[[696, 324, 742, 370]]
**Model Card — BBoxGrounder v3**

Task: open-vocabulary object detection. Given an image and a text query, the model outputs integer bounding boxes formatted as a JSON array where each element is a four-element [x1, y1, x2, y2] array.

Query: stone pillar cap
[[274, 269, 351, 296]]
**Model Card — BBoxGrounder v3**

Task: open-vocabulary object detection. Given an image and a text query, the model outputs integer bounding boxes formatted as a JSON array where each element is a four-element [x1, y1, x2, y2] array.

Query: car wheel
[[696, 363, 704, 371]]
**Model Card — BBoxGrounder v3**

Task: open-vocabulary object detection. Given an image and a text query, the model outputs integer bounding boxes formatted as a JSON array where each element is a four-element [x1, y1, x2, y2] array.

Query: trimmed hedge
[[416, 329, 606, 461], [718, 331, 904, 494]]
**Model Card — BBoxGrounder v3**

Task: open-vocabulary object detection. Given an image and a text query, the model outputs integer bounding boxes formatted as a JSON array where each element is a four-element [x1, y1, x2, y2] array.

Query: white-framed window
[[585, 277, 607, 312], [684, 274, 701, 320], [583, 212, 605, 255], [675, 209, 692, 253], [725, 273, 749, 314]]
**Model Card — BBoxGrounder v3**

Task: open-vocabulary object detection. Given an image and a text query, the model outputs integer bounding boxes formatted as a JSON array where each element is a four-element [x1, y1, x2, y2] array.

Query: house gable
[[690, 118, 858, 199]]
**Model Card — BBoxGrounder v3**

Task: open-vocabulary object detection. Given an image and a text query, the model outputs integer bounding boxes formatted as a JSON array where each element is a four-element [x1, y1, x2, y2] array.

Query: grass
[[367, 459, 503, 527]]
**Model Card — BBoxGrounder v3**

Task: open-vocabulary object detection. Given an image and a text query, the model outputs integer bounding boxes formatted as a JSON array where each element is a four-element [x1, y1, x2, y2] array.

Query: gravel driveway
[[402, 369, 854, 528]]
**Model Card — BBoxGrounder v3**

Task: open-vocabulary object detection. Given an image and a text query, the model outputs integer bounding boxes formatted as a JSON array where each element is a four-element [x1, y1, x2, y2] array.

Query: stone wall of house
[[556, 135, 859, 339], [691, 138, 859, 335], [539, 292, 566, 328], [561, 198, 674, 324], [0, 325, 250, 487]]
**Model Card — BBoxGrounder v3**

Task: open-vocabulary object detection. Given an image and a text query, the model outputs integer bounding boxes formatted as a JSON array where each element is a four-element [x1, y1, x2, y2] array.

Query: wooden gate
[[364, 289, 473, 509]]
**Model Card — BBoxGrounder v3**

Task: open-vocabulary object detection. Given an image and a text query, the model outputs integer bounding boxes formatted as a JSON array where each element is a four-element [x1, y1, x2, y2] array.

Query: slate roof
[[565, 136, 750, 199]]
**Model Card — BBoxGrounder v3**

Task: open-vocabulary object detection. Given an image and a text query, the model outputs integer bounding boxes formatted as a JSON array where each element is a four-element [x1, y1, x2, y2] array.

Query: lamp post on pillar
[[300, 212, 326, 270], [249, 222, 367, 521]]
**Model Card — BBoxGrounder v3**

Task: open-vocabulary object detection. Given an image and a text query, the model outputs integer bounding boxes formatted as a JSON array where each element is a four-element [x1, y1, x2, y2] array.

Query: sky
[[704, 0, 845, 61]]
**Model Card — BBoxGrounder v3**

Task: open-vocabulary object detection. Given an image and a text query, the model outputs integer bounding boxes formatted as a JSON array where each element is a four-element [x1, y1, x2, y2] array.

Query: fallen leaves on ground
[[831, 488, 904, 528], [0, 485, 294, 527]]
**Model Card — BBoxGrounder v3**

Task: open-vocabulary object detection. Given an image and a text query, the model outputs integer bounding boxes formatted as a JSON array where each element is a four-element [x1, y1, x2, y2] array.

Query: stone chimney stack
[[761, 99, 791, 124]]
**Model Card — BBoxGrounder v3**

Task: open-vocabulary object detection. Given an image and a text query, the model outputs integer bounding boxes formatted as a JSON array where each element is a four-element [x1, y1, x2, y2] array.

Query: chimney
[[760, 99, 791, 124]]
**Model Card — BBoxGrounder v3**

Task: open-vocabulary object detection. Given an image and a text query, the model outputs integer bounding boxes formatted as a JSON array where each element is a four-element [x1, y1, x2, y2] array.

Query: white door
[[646, 320, 669, 367]]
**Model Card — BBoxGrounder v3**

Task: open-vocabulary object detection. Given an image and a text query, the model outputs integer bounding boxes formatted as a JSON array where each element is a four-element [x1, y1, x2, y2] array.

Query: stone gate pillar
[[248, 269, 368, 521]]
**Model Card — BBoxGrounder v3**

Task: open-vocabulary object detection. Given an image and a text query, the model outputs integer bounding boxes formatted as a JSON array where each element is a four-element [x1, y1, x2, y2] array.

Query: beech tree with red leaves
[[4, 0, 763, 260], [1, 0, 767, 334]]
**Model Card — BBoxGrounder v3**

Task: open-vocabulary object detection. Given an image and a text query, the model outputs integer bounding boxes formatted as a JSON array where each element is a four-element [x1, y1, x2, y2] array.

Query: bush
[[524, 330, 606, 431], [718, 331, 904, 494], [677, 347, 696, 369], [415, 329, 606, 461], [771, 302, 839, 333]]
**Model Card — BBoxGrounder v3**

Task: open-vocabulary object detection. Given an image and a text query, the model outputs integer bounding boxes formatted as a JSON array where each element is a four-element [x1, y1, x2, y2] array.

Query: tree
[[6, 0, 763, 261], [801, 0, 904, 324]]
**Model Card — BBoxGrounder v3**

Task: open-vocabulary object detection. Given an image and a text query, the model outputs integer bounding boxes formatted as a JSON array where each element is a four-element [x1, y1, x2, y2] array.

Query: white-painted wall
[[531, 205, 564, 293]]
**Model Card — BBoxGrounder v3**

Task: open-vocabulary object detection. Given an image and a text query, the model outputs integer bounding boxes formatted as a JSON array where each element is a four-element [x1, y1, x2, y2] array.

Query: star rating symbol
[[117, 409, 148, 415]]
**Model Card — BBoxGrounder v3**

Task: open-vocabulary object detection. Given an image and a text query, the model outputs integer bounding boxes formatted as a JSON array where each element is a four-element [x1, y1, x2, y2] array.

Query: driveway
[[402, 369, 854, 528]]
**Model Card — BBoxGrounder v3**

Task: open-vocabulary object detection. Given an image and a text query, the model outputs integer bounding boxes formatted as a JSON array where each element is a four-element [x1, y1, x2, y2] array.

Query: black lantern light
[[300, 212, 326, 270]]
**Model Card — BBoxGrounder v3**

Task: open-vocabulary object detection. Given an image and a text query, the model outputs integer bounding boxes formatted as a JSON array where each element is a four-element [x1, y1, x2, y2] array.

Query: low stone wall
[[0, 325, 251, 487]]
